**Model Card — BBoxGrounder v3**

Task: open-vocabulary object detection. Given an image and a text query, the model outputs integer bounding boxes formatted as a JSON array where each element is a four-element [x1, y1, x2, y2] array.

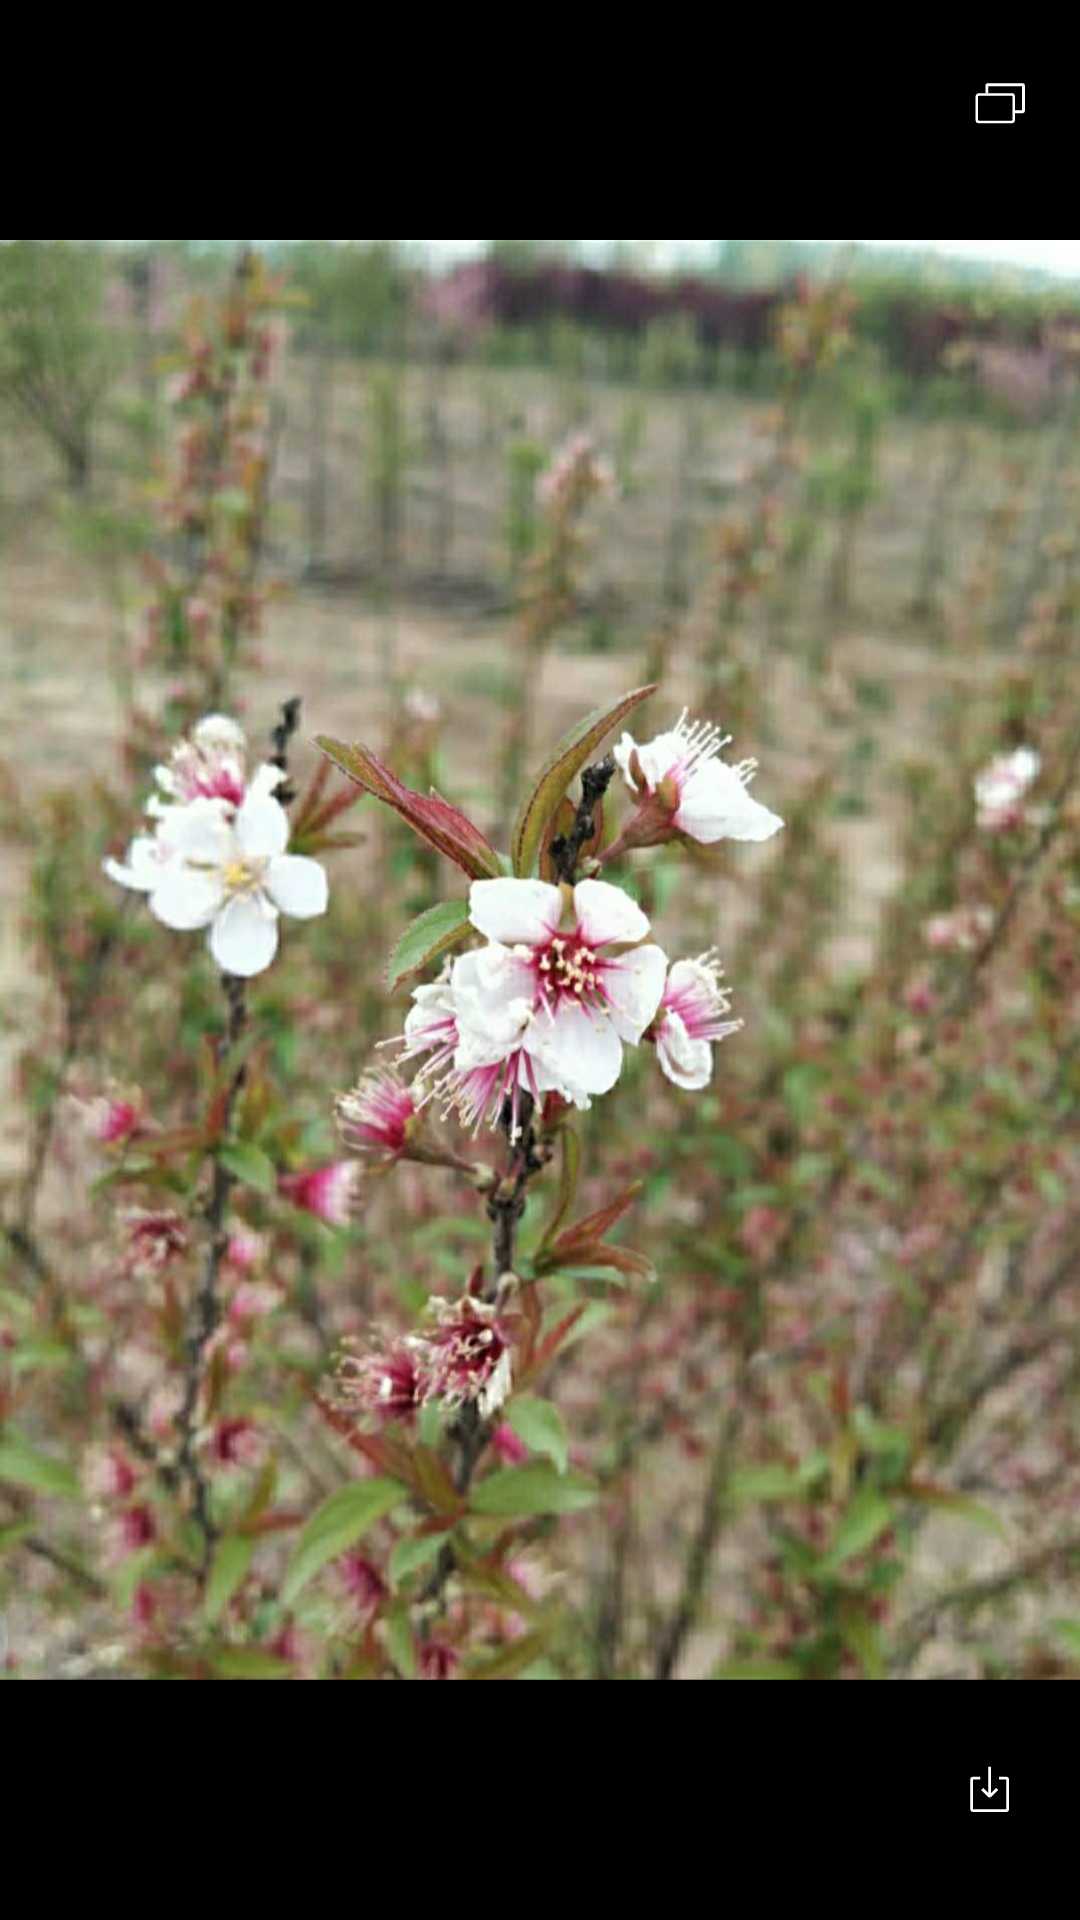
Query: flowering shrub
[[8, 246, 1080, 1685]]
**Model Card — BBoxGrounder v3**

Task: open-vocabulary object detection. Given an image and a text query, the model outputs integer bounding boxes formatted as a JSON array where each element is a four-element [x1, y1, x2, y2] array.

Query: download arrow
[[981, 1768, 998, 1799]]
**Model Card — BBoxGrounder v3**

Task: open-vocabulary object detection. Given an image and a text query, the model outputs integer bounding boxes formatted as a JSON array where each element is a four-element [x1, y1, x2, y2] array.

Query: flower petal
[[677, 763, 784, 844], [264, 855, 328, 920], [104, 836, 164, 892], [469, 878, 562, 948], [209, 894, 280, 977], [150, 866, 225, 931], [601, 943, 668, 1043], [531, 998, 623, 1097], [656, 1011, 713, 1091], [573, 877, 650, 949], [235, 791, 289, 860], [167, 798, 235, 863]]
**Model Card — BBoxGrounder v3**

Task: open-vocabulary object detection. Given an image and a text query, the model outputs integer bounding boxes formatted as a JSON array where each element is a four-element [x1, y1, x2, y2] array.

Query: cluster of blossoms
[[924, 904, 995, 953], [974, 745, 1041, 832], [338, 1293, 514, 1426], [104, 714, 328, 977], [361, 717, 784, 1133], [536, 431, 615, 513]]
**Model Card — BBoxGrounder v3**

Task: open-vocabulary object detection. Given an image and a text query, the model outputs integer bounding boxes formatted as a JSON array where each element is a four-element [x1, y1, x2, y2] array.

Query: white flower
[[652, 952, 743, 1091], [974, 746, 1041, 831], [432, 877, 667, 1130], [148, 714, 250, 817], [614, 709, 784, 845], [106, 784, 328, 978]]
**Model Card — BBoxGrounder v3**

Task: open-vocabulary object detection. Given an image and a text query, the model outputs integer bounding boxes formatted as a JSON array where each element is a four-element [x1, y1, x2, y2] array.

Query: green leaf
[[467, 1630, 552, 1681], [534, 1127, 581, 1258], [1051, 1620, 1080, 1660], [511, 684, 658, 878], [507, 1398, 569, 1476], [820, 1491, 894, 1574], [0, 1433, 79, 1499], [389, 1532, 447, 1587], [384, 1604, 418, 1678], [730, 1465, 801, 1504], [904, 1485, 1006, 1539], [386, 899, 472, 992], [471, 1464, 598, 1518], [204, 1535, 255, 1626], [282, 1478, 403, 1607], [713, 1659, 800, 1680], [220, 1141, 277, 1195], [210, 1649, 294, 1681]]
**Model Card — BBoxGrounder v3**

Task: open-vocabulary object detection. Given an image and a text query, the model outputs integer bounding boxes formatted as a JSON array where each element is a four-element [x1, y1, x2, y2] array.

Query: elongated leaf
[[282, 1478, 403, 1607], [534, 1127, 581, 1259], [315, 738, 503, 880], [903, 1483, 1006, 1539], [507, 1397, 569, 1475], [713, 1659, 800, 1681], [468, 1631, 552, 1681], [471, 1464, 598, 1518], [386, 900, 471, 993], [204, 1535, 254, 1626], [511, 684, 658, 878], [210, 1650, 293, 1681], [730, 1465, 801, 1503], [0, 1433, 79, 1499], [819, 1491, 893, 1574], [390, 1533, 447, 1587], [219, 1141, 277, 1195], [537, 1184, 643, 1271]]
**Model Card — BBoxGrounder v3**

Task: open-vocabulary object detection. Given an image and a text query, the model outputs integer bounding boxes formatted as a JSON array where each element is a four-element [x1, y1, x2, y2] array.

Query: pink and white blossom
[[975, 746, 1041, 831], [423, 878, 667, 1132], [337, 1332, 429, 1424], [924, 905, 995, 953], [336, 1070, 417, 1160], [279, 1161, 360, 1227], [149, 714, 248, 815], [77, 1091, 145, 1148], [651, 952, 743, 1090], [81, 1445, 138, 1504], [108, 780, 328, 977], [419, 1294, 513, 1420], [614, 710, 784, 846]]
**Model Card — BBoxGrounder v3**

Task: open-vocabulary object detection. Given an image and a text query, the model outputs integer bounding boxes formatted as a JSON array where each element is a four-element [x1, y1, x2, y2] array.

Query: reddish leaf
[[315, 738, 503, 880]]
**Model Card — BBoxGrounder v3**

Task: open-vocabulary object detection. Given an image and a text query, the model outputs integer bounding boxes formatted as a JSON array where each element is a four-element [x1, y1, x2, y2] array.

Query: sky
[[416, 240, 1080, 280]]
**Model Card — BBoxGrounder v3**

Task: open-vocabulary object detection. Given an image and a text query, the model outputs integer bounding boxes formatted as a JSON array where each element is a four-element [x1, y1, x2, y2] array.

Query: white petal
[[194, 714, 246, 753], [209, 894, 280, 977], [469, 878, 562, 948], [656, 1012, 713, 1091], [452, 947, 535, 1061], [246, 762, 287, 803], [677, 763, 784, 844], [573, 878, 650, 949], [264, 855, 328, 920], [634, 730, 684, 791], [104, 836, 163, 893], [531, 998, 623, 1097], [235, 791, 290, 860], [150, 866, 225, 930], [613, 732, 642, 791], [601, 944, 668, 1043], [168, 800, 235, 865]]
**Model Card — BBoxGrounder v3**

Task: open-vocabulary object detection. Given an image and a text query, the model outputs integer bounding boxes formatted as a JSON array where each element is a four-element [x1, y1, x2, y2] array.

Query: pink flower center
[[534, 932, 606, 1011]]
